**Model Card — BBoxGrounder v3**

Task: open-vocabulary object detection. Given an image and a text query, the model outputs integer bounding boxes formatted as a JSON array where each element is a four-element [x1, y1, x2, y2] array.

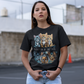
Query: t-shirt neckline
[[36, 25, 52, 30]]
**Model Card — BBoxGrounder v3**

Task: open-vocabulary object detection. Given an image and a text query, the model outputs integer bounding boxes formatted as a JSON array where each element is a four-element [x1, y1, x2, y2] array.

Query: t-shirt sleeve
[[20, 31, 31, 52], [58, 25, 71, 49]]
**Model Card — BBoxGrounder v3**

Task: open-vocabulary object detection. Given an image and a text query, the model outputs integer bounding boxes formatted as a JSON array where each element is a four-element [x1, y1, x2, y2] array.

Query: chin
[[38, 19, 46, 22]]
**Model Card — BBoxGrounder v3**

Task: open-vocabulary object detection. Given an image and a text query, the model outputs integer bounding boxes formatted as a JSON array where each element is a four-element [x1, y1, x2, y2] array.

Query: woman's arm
[[21, 50, 33, 73], [46, 45, 68, 80], [57, 45, 68, 70], [54, 45, 68, 76]]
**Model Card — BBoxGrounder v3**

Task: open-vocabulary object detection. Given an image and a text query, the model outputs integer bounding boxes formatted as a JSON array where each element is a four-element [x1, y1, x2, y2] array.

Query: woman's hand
[[29, 70, 43, 81], [46, 68, 61, 80]]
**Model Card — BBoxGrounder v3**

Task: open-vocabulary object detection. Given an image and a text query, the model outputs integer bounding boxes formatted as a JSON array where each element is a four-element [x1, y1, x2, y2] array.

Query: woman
[[20, 1, 71, 84]]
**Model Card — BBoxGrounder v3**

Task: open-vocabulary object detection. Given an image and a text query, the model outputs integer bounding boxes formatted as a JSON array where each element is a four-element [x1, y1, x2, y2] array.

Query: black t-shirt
[[20, 24, 71, 71]]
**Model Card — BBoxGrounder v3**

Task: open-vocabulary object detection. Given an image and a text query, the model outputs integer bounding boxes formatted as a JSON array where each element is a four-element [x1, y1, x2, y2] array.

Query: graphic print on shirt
[[33, 33, 57, 64]]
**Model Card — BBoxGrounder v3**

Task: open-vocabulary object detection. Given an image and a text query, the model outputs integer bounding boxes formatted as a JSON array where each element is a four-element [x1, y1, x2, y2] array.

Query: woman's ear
[[33, 13, 35, 18]]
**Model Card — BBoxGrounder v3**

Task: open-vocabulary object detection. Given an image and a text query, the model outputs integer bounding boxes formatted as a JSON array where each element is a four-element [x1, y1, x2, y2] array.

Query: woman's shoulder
[[52, 24, 64, 30], [53, 24, 63, 28], [25, 28, 34, 34], [25, 27, 37, 36]]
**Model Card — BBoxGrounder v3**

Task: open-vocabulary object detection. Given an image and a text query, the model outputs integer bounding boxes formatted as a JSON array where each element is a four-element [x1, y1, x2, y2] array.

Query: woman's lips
[[39, 15, 43, 17]]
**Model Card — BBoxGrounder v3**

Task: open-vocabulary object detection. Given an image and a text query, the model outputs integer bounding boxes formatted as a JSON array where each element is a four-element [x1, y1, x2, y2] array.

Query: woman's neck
[[37, 21, 50, 29]]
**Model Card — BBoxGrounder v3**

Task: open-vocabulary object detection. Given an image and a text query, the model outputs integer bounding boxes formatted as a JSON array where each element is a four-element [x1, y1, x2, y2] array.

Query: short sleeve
[[58, 25, 71, 48], [20, 31, 31, 52]]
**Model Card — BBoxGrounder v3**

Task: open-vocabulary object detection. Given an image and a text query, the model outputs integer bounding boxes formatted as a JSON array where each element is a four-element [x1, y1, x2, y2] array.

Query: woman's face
[[33, 3, 48, 22]]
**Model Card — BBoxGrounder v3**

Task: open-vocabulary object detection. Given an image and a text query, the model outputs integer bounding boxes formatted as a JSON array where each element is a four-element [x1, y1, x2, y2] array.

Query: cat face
[[47, 34, 53, 42], [34, 34, 40, 42], [40, 33, 47, 41]]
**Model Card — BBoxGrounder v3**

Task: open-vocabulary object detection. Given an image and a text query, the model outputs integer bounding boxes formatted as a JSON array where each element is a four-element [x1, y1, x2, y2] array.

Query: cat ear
[[39, 34, 40, 37], [40, 33, 42, 37], [45, 33, 47, 35], [41, 52, 43, 55], [40, 33, 42, 35], [34, 35, 35, 38], [51, 34, 53, 37]]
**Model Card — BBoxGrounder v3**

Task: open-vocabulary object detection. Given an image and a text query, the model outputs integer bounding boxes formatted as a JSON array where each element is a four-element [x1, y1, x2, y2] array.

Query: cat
[[47, 34, 54, 47], [33, 51, 41, 63], [40, 33, 48, 47], [40, 52, 48, 64], [48, 51, 56, 61], [34, 34, 41, 47]]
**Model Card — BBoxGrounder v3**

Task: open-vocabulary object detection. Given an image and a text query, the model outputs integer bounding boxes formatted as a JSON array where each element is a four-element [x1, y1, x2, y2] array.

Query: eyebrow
[[35, 7, 46, 9]]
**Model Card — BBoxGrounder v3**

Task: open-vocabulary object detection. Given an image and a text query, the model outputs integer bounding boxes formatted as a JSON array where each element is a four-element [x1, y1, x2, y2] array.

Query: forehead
[[34, 3, 46, 9]]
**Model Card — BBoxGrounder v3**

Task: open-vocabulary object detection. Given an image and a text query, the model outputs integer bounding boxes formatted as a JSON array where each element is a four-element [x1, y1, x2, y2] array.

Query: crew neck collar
[[37, 25, 52, 30]]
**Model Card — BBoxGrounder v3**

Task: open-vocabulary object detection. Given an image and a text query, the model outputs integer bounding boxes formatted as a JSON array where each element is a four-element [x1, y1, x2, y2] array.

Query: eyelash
[[36, 9, 45, 11]]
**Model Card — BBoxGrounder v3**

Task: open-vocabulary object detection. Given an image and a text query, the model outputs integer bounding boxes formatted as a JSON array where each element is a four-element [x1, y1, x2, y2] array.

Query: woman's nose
[[39, 9, 43, 13]]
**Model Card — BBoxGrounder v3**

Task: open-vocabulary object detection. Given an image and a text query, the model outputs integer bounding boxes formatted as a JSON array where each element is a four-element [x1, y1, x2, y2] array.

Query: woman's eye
[[42, 9, 45, 10], [35, 9, 45, 11], [36, 10, 38, 11]]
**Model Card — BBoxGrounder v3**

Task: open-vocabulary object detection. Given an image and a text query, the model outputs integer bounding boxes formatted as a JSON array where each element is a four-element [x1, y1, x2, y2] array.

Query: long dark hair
[[31, 1, 56, 29]]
